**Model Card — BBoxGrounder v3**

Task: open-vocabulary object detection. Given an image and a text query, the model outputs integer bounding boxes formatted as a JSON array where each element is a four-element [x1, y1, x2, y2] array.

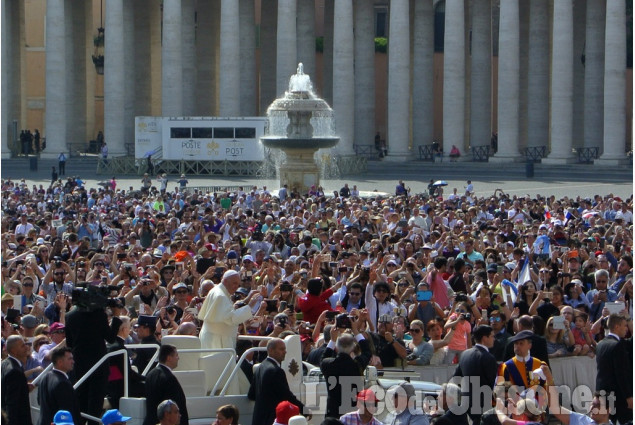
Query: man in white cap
[[198, 270, 260, 351]]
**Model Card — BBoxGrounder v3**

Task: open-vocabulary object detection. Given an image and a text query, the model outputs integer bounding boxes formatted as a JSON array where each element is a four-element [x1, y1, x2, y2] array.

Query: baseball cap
[[275, 401, 300, 425], [101, 409, 131, 425], [53, 410, 74, 425], [50, 322, 66, 333], [243, 255, 254, 263], [172, 282, 188, 291]]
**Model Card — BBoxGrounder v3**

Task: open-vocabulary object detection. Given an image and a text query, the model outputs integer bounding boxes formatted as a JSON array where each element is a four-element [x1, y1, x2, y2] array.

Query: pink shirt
[[447, 313, 471, 351], [427, 274, 450, 308]]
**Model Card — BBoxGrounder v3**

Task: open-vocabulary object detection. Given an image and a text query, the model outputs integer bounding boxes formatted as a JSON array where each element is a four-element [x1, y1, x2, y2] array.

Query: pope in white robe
[[198, 270, 257, 394]]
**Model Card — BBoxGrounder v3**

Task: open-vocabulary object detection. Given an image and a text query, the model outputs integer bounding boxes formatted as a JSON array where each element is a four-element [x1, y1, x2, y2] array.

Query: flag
[[544, 205, 551, 220], [564, 210, 574, 226], [517, 257, 532, 286], [501, 278, 519, 304]]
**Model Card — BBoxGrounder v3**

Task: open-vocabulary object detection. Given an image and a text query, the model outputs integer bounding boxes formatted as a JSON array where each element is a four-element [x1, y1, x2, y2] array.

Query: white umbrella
[[433, 180, 448, 186]]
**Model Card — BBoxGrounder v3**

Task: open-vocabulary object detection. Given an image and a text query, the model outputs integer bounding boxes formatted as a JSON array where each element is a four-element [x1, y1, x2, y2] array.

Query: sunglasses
[[54, 272, 65, 276], [94, 262, 104, 266], [489, 317, 501, 322], [175, 290, 188, 294], [410, 328, 422, 333]]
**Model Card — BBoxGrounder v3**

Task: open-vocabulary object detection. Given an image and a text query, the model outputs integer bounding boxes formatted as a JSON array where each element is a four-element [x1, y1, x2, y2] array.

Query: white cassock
[[198, 283, 253, 395], [199, 283, 253, 350]]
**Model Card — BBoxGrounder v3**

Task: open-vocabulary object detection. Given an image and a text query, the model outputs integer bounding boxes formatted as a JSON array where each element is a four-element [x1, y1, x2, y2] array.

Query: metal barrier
[[471, 145, 490, 162], [187, 185, 245, 194], [417, 145, 435, 161], [524, 146, 548, 162], [577, 147, 600, 163], [353, 144, 379, 160]]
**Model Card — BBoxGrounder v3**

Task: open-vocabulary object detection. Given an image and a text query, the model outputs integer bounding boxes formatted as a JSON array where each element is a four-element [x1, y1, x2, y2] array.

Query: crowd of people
[[0, 175, 633, 425]]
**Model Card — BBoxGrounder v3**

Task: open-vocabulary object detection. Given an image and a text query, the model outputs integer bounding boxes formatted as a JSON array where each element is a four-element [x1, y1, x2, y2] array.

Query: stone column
[[386, 0, 410, 160], [442, 0, 465, 157], [43, 0, 67, 159], [104, 0, 125, 156], [583, 0, 605, 149], [181, 0, 196, 116], [1, 0, 10, 158], [162, 0, 183, 117], [260, 0, 277, 114], [469, 0, 491, 150], [492, 0, 521, 161], [322, 0, 334, 104], [123, 0, 135, 150], [597, 0, 627, 164], [297, 0, 316, 80], [239, 0, 256, 116], [572, 0, 586, 149], [412, 0, 433, 149], [354, 0, 376, 149], [526, 0, 549, 148], [277, 0, 297, 97], [332, 0, 354, 155], [220, 0, 240, 116], [544, 0, 575, 163]]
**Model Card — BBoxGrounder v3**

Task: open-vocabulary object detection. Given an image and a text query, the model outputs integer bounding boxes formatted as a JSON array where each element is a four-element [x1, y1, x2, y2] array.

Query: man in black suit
[[1, 335, 33, 425], [65, 293, 119, 424], [320, 312, 372, 418], [453, 325, 498, 425], [106, 316, 146, 408], [504, 315, 550, 366], [306, 324, 332, 366], [248, 338, 308, 425], [133, 315, 160, 374], [596, 313, 633, 424], [37, 347, 82, 425], [143, 344, 189, 425]]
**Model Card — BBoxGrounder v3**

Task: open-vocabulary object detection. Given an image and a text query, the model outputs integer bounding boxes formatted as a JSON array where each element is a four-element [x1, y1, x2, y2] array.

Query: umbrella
[[144, 148, 160, 158], [433, 180, 448, 186]]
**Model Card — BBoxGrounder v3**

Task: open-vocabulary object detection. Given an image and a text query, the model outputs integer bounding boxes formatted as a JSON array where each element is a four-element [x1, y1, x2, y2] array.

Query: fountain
[[261, 63, 339, 193]]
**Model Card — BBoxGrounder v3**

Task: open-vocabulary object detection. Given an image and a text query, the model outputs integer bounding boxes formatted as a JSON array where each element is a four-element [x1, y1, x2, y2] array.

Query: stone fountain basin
[[260, 137, 339, 150]]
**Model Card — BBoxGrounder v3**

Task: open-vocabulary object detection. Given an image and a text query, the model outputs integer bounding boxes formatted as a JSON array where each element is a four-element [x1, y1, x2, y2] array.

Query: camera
[[406, 353, 418, 361], [277, 316, 288, 328], [335, 313, 352, 329], [166, 306, 176, 315]]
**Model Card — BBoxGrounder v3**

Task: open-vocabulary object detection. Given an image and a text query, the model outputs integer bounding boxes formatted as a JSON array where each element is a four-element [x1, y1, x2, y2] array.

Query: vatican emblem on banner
[[288, 359, 300, 376], [207, 140, 219, 156]]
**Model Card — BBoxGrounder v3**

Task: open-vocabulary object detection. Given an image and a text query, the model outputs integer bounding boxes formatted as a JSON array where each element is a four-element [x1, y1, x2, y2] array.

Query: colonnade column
[[276, 0, 297, 96], [297, 0, 316, 80], [43, 0, 67, 159], [597, 0, 627, 164], [412, 0, 434, 148], [220, 0, 240, 116], [386, 0, 411, 160], [583, 0, 605, 149], [134, 1, 152, 116], [492, 0, 521, 161], [123, 0, 135, 148], [469, 0, 491, 150], [354, 0, 376, 149], [442, 0, 465, 157], [162, 0, 183, 117], [332, 0, 354, 155], [104, 0, 125, 155], [1, 0, 10, 157], [239, 0, 256, 116], [67, 0, 86, 147], [526, 0, 549, 148], [544, 0, 575, 164]]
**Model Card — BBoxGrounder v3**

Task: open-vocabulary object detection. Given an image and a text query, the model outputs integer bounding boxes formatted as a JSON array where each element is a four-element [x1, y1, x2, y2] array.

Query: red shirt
[[297, 288, 334, 324]]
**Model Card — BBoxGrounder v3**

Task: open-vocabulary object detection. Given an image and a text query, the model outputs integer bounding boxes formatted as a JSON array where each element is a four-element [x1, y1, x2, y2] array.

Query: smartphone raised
[[416, 290, 433, 302]]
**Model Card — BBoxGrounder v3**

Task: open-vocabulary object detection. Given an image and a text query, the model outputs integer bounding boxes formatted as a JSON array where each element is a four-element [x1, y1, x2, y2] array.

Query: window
[[434, 0, 445, 53], [375, 7, 388, 38], [235, 128, 256, 139], [192, 128, 214, 138], [170, 128, 191, 138], [213, 128, 234, 138]]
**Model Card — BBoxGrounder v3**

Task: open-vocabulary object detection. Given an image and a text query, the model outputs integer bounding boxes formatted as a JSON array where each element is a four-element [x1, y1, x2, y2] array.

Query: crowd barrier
[[411, 356, 597, 392]]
